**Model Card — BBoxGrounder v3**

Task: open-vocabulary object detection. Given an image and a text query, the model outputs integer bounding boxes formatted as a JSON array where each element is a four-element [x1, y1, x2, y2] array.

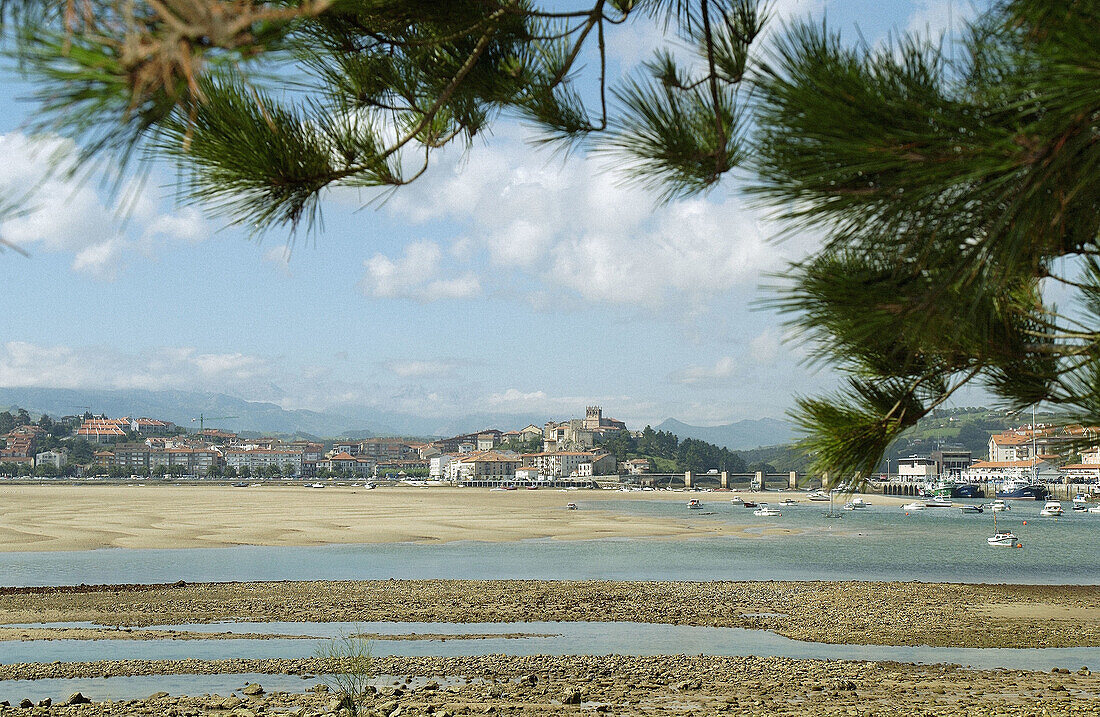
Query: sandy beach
[[0, 485, 908, 552]]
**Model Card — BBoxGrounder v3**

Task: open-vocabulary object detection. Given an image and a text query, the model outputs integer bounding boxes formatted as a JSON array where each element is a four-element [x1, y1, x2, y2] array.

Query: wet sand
[[0, 485, 905, 552]]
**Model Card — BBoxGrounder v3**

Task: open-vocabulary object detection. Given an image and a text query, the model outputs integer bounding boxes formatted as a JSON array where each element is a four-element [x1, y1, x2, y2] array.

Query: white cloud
[[905, 0, 978, 39], [749, 329, 781, 364], [360, 240, 481, 301], [670, 356, 737, 385], [385, 360, 460, 379], [0, 132, 210, 278], [0, 342, 274, 393], [359, 126, 814, 310]]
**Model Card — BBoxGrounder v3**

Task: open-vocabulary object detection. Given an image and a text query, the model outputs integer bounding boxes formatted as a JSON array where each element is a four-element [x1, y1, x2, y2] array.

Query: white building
[[430, 454, 455, 479], [896, 455, 937, 482], [521, 451, 594, 478], [446, 451, 521, 482], [34, 450, 67, 469], [224, 448, 304, 475], [961, 459, 1059, 484]]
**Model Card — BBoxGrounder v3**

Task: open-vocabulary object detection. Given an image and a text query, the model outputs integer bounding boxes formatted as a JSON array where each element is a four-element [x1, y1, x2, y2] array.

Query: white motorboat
[[1039, 500, 1064, 517], [925, 496, 953, 508], [850, 497, 870, 508], [1088, 505, 1100, 514], [753, 503, 782, 516], [842, 502, 856, 511], [566, 502, 578, 510], [310, 482, 325, 489], [807, 490, 830, 501], [988, 499, 1009, 512], [1072, 494, 1089, 511], [779, 498, 798, 505], [902, 501, 925, 511], [688, 499, 703, 509], [987, 532, 1019, 547]]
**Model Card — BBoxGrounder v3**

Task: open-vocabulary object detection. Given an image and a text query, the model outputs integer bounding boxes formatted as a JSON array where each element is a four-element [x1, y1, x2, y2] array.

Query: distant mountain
[[655, 417, 794, 451], [0, 387, 548, 439], [0, 387, 372, 437]]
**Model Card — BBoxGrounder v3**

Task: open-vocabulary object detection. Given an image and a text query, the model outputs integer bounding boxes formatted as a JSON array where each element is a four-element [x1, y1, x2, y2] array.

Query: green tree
[[3, 0, 766, 232], [0, 412, 14, 434], [751, 0, 1100, 480]]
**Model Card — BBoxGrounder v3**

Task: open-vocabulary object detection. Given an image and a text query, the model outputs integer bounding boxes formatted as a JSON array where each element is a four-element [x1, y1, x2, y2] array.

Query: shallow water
[[3, 621, 1098, 672], [1, 496, 1095, 586]]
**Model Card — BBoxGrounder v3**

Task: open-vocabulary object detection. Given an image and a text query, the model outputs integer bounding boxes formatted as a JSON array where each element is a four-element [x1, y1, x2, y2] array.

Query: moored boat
[[1072, 493, 1089, 511], [753, 503, 782, 516], [687, 499, 703, 509], [902, 501, 925, 511], [925, 496, 953, 508], [1039, 500, 1064, 517], [959, 504, 984, 514], [566, 502, 578, 510], [807, 490, 830, 501], [850, 497, 870, 509], [987, 531, 1019, 547], [779, 498, 798, 505]]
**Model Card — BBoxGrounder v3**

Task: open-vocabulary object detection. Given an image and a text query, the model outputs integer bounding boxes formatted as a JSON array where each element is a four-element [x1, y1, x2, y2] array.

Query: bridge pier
[[789, 471, 798, 490], [754, 470, 764, 491], [720, 471, 728, 489], [684, 471, 693, 489]]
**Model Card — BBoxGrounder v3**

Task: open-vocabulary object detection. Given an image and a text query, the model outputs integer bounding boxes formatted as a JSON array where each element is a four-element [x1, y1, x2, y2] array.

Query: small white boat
[[842, 502, 856, 511], [753, 503, 782, 516], [987, 532, 1019, 547], [902, 501, 925, 511], [925, 497, 953, 508], [310, 482, 325, 489], [688, 499, 703, 509], [807, 490, 830, 501], [850, 497, 870, 509], [566, 502, 578, 510], [779, 498, 798, 505], [1039, 500, 1064, 517], [1072, 494, 1089, 511], [959, 504, 984, 514], [1088, 505, 1100, 514], [730, 497, 744, 504], [989, 499, 1009, 512]]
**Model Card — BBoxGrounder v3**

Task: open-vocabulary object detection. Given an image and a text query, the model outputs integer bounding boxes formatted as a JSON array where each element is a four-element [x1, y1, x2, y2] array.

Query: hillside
[[655, 417, 794, 451]]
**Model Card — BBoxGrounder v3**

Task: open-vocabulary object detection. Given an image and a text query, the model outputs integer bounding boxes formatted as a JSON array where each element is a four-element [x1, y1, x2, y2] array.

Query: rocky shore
[[1, 580, 1097, 649], [0, 655, 1096, 716]]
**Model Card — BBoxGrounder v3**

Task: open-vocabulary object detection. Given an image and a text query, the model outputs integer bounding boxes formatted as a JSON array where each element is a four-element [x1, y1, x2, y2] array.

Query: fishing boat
[[1039, 500, 1064, 517], [753, 503, 782, 516], [687, 499, 703, 509], [995, 478, 1049, 500]]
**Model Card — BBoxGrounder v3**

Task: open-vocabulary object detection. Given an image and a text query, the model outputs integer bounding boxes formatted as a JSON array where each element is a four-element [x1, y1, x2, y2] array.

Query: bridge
[[635, 471, 803, 490]]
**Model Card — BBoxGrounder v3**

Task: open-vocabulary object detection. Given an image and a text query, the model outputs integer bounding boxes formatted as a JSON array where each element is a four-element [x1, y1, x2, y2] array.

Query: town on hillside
[[0, 406, 747, 485], [3, 406, 1100, 495]]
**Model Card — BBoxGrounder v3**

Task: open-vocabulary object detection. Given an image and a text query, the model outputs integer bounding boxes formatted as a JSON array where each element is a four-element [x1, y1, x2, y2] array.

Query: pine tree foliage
[[3, 1, 1098, 484], [753, 0, 1100, 481], [2, 0, 766, 231]]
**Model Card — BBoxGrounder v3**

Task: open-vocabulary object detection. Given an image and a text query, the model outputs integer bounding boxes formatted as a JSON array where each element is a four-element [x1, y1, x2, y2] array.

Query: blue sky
[[0, 0, 979, 428]]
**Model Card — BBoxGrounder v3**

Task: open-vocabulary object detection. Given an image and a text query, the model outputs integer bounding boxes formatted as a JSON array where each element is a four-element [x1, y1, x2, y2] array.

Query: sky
[[0, 0, 982, 429]]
